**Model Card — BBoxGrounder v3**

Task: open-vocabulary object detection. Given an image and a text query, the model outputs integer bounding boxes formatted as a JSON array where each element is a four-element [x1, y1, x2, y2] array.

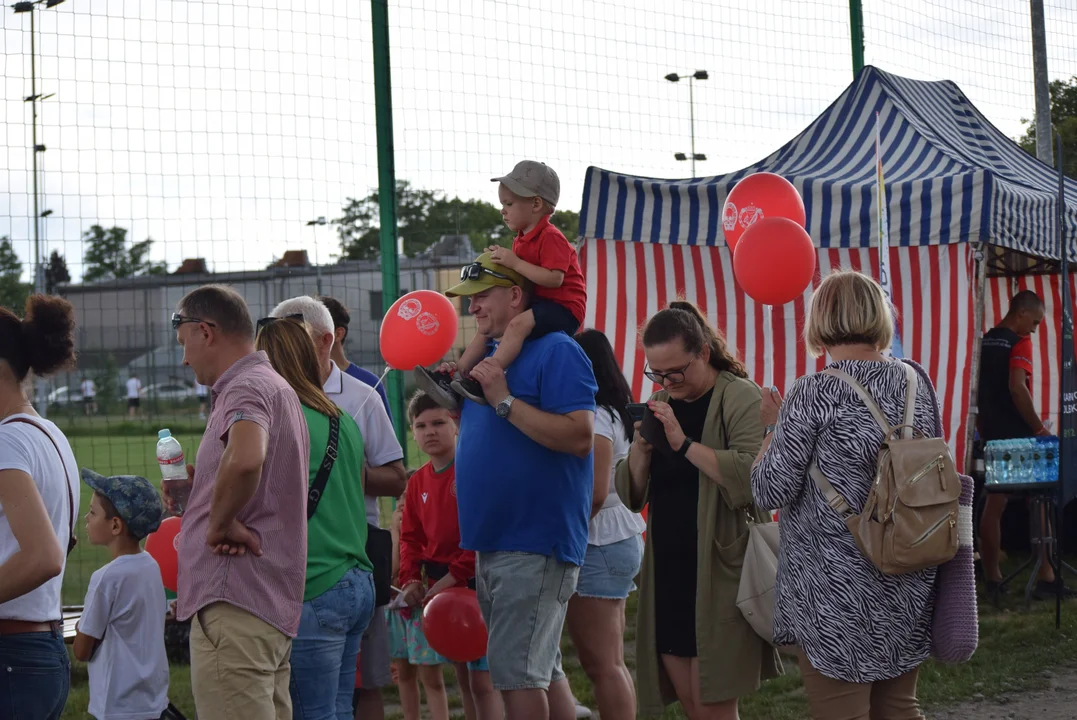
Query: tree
[[551, 209, 581, 245], [1019, 76, 1077, 179], [0, 238, 30, 312], [337, 181, 511, 260], [82, 225, 168, 282], [44, 250, 71, 295]]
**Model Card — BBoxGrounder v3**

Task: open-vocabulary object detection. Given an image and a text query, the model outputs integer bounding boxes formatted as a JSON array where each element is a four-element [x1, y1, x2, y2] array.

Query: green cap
[[445, 252, 531, 298]]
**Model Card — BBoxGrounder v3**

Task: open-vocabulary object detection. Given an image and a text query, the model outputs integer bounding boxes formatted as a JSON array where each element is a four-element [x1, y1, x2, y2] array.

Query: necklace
[[0, 402, 33, 421]]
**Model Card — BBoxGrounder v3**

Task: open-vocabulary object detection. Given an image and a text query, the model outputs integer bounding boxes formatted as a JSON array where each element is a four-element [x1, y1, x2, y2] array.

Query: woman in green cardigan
[[616, 301, 780, 719]]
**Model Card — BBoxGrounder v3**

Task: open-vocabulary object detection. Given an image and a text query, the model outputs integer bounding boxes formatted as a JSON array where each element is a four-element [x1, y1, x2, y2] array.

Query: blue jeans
[[0, 629, 70, 720], [290, 567, 376, 720]]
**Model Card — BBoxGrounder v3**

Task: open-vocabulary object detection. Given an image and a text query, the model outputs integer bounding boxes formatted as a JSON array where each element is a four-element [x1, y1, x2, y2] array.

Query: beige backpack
[[809, 362, 960, 575]]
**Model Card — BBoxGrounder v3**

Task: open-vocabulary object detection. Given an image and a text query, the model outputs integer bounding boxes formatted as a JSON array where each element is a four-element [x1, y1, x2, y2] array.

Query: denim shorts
[[575, 535, 644, 600], [475, 551, 579, 691]]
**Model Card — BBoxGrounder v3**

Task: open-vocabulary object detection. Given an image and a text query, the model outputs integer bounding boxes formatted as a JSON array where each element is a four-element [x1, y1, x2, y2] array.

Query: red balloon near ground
[[145, 516, 182, 592], [733, 217, 817, 306], [722, 173, 806, 253], [422, 587, 488, 663], [380, 290, 459, 370]]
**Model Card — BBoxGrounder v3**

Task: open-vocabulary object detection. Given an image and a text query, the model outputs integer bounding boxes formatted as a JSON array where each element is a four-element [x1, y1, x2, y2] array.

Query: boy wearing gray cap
[[74, 470, 170, 720], [417, 160, 587, 409]]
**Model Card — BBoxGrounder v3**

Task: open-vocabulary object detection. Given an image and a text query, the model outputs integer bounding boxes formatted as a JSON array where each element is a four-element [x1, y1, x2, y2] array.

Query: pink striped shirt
[[176, 351, 310, 636]]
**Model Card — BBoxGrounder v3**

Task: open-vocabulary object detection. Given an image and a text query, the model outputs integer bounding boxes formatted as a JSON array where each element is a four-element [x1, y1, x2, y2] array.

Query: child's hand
[[486, 245, 518, 270]]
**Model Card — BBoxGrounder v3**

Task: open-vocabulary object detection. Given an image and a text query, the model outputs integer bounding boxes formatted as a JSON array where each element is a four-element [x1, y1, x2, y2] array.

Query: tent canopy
[[578, 66, 1077, 260]]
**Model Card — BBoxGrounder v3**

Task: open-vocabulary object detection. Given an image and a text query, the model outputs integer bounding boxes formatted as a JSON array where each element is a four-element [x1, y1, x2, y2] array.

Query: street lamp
[[12, 0, 64, 420], [666, 70, 709, 177], [306, 216, 328, 294], [12, 0, 65, 296]]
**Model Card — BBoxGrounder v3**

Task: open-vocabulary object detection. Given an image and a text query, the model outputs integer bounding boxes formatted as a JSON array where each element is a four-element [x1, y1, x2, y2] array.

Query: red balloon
[[422, 587, 488, 663], [379, 290, 459, 371], [733, 217, 817, 306], [145, 516, 182, 592], [722, 172, 806, 252]]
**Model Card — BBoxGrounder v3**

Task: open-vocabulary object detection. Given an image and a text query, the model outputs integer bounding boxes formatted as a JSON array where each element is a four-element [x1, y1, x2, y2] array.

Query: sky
[[1, 0, 1075, 280]]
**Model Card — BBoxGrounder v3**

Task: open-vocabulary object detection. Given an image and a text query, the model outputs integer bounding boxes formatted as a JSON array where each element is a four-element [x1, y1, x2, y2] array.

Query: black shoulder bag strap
[[2, 416, 78, 555], [307, 414, 340, 520]]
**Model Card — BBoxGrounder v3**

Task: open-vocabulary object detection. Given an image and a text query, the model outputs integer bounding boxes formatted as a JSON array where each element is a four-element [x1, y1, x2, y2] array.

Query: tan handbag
[[736, 508, 780, 644]]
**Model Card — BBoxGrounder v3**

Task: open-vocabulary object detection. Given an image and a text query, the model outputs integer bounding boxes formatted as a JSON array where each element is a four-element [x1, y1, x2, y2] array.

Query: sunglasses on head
[[256, 313, 305, 331], [171, 313, 217, 331], [460, 263, 511, 282]]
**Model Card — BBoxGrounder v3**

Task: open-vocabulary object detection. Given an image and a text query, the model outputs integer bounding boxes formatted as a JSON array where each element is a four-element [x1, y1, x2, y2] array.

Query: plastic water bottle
[[1037, 436, 1059, 483], [998, 442, 1012, 484], [157, 429, 189, 515]]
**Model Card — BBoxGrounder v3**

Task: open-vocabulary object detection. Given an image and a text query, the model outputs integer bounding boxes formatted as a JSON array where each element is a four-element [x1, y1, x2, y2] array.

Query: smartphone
[[626, 403, 647, 422]]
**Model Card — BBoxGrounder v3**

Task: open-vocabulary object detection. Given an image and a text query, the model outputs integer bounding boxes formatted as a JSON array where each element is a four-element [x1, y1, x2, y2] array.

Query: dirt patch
[[930, 668, 1077, 720]]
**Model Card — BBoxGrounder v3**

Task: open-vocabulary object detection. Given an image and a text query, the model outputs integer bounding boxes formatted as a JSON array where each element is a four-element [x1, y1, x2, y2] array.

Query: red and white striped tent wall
[[579, 240, 978, 463], [575, 69, 1077, 466]]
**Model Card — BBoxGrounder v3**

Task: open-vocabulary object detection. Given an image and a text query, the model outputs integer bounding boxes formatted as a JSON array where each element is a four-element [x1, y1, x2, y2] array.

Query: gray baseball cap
[[492, 160, 560, 208]]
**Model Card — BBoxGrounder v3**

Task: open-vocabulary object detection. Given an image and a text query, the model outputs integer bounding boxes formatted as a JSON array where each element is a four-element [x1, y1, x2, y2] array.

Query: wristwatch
[[676, 437, 693, 457], [495, 395, 516, 419]]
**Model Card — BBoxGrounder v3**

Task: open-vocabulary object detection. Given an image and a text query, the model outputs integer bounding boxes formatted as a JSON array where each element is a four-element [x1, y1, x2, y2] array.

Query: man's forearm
[[1012, 387, 1045, 432], [507, 402, 592, 457], [365, 460, 407, 498], [210, 458, 262, 532]]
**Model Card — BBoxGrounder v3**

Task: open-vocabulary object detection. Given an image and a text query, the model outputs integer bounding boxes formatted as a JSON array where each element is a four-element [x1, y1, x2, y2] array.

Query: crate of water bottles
[[984, 436, 1059, 485]]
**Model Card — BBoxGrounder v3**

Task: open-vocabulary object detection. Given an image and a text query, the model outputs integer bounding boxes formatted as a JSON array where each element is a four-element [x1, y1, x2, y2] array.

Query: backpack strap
[[900, 363, 918, 440], [1, 416, 77, 555], [809, 463, 854, 517]]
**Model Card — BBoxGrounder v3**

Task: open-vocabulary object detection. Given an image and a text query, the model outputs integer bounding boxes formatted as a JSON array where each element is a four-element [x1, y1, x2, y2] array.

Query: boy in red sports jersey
[[415, 160, 587, 408], [397, 391, 503, 720]]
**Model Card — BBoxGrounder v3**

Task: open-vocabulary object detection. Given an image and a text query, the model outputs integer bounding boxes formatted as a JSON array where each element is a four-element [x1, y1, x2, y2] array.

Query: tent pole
[[964, 243, 988, 475]]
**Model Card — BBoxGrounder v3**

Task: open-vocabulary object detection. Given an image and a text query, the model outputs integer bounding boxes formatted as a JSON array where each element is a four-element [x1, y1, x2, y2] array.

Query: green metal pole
[[849, 0, 865, 78], [371, 0, 407, 453]]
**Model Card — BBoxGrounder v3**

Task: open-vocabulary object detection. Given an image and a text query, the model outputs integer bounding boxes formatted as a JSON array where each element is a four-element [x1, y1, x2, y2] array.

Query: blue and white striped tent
[[578, 65, 1077, 259]]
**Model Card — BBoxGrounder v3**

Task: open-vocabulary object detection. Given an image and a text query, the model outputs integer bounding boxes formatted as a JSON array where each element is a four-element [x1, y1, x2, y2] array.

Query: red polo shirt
[[513, 215, 587, 325]]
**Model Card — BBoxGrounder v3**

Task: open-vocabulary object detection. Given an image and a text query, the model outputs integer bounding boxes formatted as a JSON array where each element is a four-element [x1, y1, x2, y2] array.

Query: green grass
[[58, 424, 1077, 718], [61, 422, 423, 605]]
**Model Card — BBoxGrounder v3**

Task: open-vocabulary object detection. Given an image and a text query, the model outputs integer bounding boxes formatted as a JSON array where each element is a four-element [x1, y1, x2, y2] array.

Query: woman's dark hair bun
[[20, 294, 76, 377]]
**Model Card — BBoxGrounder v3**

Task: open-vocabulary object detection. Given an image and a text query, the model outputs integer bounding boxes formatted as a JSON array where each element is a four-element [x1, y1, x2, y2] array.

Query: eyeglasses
[[172, 313, 217, 331], [643, 360, 694, 385], [460, 262, 511, 283], [256, 313, 305, 331]]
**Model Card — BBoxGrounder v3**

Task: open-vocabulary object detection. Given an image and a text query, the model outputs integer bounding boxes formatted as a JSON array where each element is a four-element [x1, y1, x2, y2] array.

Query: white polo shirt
[[323, 362, 403, 526]]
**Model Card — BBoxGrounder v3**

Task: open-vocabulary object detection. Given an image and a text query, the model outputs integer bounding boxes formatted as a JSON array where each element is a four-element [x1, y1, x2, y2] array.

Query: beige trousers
[[189, 601, 293, 720], [798, 650, 924, 720]]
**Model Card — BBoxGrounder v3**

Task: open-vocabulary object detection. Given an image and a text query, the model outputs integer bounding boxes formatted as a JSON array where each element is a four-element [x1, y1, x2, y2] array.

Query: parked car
[[47, 386, 84, 406], [143, 382, 195, 400]]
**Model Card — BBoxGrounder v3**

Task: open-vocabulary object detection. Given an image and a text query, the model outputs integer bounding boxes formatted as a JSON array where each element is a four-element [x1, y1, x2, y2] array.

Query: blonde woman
[[256, 317, 377, 720], [751, 271, 946, 719]]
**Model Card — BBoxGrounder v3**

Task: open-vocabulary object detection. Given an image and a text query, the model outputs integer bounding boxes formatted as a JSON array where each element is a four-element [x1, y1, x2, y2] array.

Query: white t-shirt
[[0, 415, 79, 621], [590, 408, 646, 546], [323, 362, 404, 526], [80, 552, 169, 720], [126, 377, 142, 399], [81, 379, 96, 398]]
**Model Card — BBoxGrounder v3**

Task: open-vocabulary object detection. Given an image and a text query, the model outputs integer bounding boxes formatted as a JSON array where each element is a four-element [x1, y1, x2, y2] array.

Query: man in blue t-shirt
[[418, 253, 597, 720], [320, 295, 393, 422]]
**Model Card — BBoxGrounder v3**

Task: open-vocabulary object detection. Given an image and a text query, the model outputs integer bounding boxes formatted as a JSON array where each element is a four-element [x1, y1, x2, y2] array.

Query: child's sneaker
[[413, 367, 461, 412], [450, 376, 488, 406]]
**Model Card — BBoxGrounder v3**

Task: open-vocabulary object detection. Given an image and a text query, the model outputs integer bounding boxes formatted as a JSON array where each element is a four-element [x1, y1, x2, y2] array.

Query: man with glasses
[[420, 252, 598, 720], [269, 295, 406, 720], [170, 284, 310, 720]]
